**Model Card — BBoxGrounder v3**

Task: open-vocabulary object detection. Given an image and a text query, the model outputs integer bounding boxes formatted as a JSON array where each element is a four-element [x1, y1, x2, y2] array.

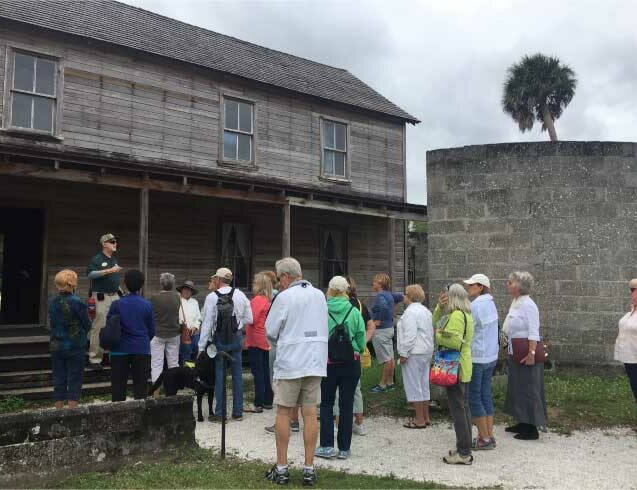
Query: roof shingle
[[0, 0, 419, 123]]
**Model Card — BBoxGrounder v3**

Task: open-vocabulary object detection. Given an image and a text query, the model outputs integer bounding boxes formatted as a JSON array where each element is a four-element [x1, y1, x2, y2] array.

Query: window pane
[[223, 131, 237, 159], [238, 133, 252, 161], [334, 152, 345, 176], [323, 121, 334, 148], [33, 97, 53, 131], [14, 52, 34, 92], [323, 150, 334, 174], [238, 102, 252, 133], [334, 122, 346, 151], [11, 92, 32, 128], [224, 99, 239, 130], [35, 58, 55, 95]]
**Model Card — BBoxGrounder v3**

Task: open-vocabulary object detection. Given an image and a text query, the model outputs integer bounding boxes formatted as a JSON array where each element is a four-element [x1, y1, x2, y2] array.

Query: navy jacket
[[107, 293, 155, 355]]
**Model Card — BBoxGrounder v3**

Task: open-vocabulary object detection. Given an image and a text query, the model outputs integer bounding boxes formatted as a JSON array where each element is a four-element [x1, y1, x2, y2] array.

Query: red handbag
[[511, 338, 548, 363]]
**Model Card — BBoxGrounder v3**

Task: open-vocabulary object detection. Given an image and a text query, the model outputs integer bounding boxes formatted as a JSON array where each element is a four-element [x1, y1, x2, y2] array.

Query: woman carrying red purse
[[502, 271, 547, 441], [432, 284, 474, 465]]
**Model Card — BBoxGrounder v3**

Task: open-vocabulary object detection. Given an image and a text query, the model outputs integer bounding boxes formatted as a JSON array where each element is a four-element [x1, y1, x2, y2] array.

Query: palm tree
[[502, 54, 577, 141]]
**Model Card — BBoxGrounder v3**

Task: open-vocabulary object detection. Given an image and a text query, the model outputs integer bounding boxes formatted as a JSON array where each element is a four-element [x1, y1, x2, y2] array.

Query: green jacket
[[327, 297, 367, 355], [433, 305, 474, 382]]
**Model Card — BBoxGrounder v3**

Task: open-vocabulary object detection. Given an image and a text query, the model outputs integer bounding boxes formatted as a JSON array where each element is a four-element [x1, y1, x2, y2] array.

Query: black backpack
[[214, 288, 239, 344], [328, 305, 355, 362]]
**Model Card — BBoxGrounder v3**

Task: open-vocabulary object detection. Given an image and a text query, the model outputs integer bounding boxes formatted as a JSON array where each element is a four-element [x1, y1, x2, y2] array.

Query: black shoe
[[514, 431, 539, 440], [265, 464, 289, 485], [232, 414, 243, 421], [263, 404, 273, 410], [505, 423, 521, 433], [208, 414, 222, 422], [303, 468, 317, 486]]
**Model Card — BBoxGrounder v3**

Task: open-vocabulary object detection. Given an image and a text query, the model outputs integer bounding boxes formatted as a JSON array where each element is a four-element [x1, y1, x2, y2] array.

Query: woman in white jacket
[[463, 273, 499, 450], [397, 284, 434, 429]]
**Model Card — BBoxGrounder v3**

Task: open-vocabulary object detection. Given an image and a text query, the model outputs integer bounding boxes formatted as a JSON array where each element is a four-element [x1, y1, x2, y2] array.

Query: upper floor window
[[8, 51, 58, 133], [322, 119, 348, 178], [223, 98, 253, 163]]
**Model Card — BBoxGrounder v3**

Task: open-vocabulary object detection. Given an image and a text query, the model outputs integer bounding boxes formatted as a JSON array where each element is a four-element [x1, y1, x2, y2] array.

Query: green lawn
[[54, 448, 448, 489], [360, 362, 637, 432]]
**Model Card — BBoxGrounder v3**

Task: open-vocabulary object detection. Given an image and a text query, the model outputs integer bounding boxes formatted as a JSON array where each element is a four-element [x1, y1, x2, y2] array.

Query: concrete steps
[[0, 325, 115, 400]]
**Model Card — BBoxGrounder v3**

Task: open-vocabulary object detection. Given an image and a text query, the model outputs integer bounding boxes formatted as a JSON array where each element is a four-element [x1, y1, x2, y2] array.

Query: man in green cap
[[86, 233, 122, 369]]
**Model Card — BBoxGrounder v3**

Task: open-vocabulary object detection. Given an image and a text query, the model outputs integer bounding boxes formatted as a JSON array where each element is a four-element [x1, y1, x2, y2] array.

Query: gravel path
[[195, 407, 637, 489]]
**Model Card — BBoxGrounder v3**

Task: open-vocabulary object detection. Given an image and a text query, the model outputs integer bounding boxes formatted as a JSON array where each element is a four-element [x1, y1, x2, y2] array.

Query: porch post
[[282, 201, 291, 257], [139, 188, 149, 281], [387, 217, 396, 281]]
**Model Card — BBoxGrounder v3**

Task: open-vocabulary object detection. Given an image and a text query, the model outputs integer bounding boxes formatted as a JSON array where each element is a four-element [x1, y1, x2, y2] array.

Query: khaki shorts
[[273, 376, 322, 407], [372, 327, 394, 364]]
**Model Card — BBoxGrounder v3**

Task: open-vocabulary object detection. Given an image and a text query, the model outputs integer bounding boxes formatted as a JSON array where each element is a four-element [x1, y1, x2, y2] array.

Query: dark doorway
[[0, 208, 44, 324]]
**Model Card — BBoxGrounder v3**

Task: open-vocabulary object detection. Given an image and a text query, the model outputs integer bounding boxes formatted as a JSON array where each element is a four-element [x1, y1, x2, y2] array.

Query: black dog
[[148, 355, 215, 422]]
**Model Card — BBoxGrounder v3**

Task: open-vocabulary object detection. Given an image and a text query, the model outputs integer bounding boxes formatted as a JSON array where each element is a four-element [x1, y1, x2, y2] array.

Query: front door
[[0, 208, 44, 324]]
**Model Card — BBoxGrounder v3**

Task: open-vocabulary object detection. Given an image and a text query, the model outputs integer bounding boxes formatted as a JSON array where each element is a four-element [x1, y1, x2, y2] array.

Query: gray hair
[[509, 271, 534, 295], [275, 257, 302, 279], [445, 283, 471, 314], [159, 272, 175, 291]]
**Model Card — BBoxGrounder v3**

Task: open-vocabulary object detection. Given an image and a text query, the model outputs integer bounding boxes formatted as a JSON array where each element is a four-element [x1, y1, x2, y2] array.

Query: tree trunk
[[543, 107, 558, 141]]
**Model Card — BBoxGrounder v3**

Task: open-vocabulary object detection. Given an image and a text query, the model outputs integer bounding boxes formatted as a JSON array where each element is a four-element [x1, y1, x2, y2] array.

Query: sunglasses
[[107, 240, 117, 245]]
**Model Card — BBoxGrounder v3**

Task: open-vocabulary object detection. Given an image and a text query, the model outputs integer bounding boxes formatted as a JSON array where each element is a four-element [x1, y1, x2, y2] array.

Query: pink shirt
[[245, 295, 271, 351]]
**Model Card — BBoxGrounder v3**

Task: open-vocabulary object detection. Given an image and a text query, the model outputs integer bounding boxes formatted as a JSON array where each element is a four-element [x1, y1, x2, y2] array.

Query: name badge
[[101, 262, 108, 267]]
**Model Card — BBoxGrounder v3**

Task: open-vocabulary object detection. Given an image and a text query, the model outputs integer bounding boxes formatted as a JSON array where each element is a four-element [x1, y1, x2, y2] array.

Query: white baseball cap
[[463, 273, 491, 289], [328, 276, 349, 293]]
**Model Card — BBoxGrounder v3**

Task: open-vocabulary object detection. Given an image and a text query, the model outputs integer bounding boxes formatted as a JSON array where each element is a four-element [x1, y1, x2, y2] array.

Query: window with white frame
[[322, 119, 347, 177], [223, 98, 253, 163], [9, 51, 58, 133]]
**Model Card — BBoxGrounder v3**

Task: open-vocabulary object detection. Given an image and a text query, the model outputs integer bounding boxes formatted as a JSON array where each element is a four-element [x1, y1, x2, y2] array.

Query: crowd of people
[[46, 232, 637, 483]]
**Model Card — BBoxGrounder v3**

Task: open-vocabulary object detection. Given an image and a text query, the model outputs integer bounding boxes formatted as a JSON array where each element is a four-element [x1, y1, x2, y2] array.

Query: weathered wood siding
[[0, 177, 406, 315], [0, 26, 406, 202]]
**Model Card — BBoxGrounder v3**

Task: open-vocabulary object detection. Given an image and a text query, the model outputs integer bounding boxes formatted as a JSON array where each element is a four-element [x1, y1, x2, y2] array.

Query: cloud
[[124, 0, 637, 205]]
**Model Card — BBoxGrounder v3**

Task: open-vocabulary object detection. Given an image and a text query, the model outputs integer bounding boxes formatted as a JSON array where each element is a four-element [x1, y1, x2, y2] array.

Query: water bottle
[[87, 296, 96, 321]]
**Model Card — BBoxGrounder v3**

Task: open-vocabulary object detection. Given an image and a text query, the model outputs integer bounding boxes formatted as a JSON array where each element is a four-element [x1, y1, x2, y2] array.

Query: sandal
[[403, 420, 428, 429]]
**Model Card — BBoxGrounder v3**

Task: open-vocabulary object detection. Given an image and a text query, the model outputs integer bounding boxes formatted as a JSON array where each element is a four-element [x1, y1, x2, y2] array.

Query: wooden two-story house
[[0, 0, 424, 363]]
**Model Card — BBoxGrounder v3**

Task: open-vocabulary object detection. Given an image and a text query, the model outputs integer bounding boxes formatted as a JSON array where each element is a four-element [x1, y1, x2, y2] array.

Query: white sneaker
[[353, 422, 367, 436]]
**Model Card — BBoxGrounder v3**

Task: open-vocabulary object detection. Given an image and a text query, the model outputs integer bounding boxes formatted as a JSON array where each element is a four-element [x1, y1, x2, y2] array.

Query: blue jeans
[[469, 360, 497, 417], [215, 331, 243, 417], [248, 347, 273, 408], [179, 333, 201, 365], [51, 348, 85, 402], [320, 361, 361, 451]]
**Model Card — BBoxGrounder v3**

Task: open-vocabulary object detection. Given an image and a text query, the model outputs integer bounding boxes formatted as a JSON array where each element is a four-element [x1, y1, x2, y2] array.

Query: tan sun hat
[[212, 267, 233, 281], [463, 273, 491, 289]]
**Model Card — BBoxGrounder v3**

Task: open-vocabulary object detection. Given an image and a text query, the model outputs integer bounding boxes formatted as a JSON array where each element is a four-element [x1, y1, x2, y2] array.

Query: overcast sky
[[124, 0, 637, 205]]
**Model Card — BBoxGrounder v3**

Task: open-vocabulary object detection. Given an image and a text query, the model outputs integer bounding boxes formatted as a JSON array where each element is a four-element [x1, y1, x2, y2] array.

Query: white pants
[[150, 335, 180, 382], [402, 353, 432, 402]]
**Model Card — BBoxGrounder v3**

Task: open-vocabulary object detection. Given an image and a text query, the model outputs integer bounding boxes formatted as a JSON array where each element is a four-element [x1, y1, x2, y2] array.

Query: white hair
[[445, 283, 471, 314], [509, 271, 534, 295], [159, 272, 175, 291], [275, 257, 302, 279]]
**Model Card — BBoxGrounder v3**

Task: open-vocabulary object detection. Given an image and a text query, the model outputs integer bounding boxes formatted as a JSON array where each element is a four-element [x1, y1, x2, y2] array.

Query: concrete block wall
[[426, 141, 637, 365], [0, 396, 196, 486]]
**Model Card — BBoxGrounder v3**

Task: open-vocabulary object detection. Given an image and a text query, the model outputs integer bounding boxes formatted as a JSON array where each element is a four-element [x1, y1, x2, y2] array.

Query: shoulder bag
[[429, 310, 467, 387]]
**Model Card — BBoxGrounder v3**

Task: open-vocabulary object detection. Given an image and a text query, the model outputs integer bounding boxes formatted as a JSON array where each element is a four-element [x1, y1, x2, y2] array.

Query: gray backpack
[[214, 288, 238, 345]]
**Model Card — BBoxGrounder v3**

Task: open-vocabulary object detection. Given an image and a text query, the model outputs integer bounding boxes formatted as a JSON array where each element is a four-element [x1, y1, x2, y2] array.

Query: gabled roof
[[0, 0, 420, 124]]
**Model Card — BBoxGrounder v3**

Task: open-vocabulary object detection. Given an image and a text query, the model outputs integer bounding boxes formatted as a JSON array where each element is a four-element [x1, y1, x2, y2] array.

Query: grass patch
[[0, 396, 26, 414], [362, 362, 637, 431], [53, 447, 447, 489]]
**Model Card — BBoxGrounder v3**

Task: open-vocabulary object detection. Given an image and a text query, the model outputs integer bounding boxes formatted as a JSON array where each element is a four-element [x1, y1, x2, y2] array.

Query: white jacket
[[470, 294, 499, 364], [265, 279, 328, 380], [198, 286, 253, 351], [179, 297, 202, 331], [397, 302, 434, 358]]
